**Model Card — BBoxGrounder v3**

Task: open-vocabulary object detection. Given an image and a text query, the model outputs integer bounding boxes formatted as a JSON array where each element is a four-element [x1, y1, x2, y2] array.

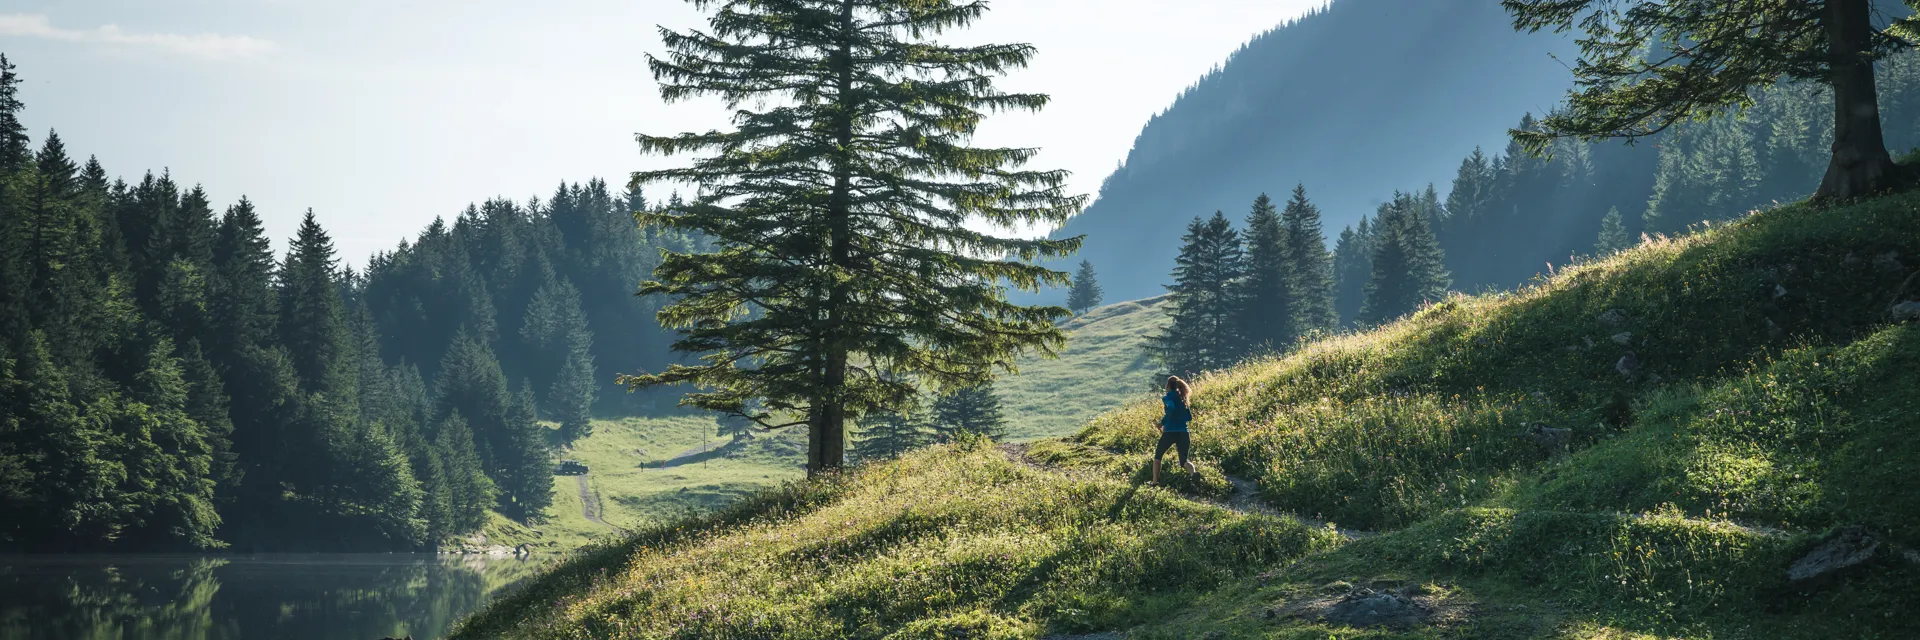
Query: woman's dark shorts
[[1154, 430, 1191, 466]]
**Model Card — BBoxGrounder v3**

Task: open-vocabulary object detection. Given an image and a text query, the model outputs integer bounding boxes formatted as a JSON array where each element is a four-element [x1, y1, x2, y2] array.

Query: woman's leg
[[1152, 433, 1174, 484], [1178, 432, 1195, 473]]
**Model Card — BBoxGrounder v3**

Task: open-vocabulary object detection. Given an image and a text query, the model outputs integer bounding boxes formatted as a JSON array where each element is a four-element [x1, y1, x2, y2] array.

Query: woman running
[[1152, 375, 1195, 484]]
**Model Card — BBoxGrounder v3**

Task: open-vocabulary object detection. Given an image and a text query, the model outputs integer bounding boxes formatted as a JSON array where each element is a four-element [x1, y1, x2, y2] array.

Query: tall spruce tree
[[1236, 193, 1295, 355], [930, 382, 1007, 442], [1067, 260, 1104, 315], [208, 198, 278, 377], [624, 0, 1086, 474], [1280, 185, 1336, 335], [1151, 212, 1246, 376], [1360, 193, 1451, 325], [278, 210, 355, 399], [1504, 0, 1914, 199]]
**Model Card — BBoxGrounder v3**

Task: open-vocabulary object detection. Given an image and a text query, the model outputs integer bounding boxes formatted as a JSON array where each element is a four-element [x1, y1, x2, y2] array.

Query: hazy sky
[[5, 0, 1325, 265]]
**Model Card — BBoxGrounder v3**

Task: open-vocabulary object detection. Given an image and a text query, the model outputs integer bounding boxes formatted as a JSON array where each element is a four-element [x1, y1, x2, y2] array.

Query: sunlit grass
[[458, 190, 1920, 639]]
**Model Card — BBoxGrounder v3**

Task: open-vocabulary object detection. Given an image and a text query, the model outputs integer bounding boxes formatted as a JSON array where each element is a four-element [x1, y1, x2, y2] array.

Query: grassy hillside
[[481, 415, 807, 551], [454, 190, 1920, 639], [998, 296, 1169, 440]]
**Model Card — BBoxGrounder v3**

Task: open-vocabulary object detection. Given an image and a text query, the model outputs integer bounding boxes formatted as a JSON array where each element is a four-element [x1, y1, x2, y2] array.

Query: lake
[[0, 553, 540, 640]]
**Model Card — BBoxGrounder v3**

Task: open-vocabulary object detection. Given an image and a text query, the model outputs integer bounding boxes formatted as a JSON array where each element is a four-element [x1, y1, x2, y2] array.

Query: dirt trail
[[576, 474, 614, 529], [1000, 442, 1371, 539]]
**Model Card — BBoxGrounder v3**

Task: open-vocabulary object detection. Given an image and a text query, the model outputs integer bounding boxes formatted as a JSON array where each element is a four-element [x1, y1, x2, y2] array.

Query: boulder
[[1893, 300, 1920, 323], [1788, 526, 1880, 585], [1321, 589, 1430, 630], [1597, 308, 1628, 326], [1527, 424, 1572, 454], [1772, 284, 1788, 299], [1615, 351, 1641, 379], [1610, 332, 1633, 345]]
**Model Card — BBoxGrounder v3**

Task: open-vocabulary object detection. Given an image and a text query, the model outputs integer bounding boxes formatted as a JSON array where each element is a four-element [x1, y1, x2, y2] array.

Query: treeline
[[1380, 50, 1920, 297], [1147, 187, 1343, 378], [1150, 50, 1920, 377], [0, 56, 691, 551]]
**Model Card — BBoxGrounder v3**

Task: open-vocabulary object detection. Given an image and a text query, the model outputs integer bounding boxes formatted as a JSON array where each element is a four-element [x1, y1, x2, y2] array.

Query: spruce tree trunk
[[1816, 0, 1903, 200], [807, 0, 858, 477]]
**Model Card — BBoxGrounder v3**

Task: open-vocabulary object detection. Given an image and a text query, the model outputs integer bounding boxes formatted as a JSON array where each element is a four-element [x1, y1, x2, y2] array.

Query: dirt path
[[575, 474, 614, 529], [1000, 443, 1371, 539]]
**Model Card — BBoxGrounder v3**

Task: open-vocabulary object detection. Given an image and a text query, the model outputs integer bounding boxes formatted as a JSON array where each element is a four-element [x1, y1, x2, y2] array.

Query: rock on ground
[[1788, 526, 1880, 585]]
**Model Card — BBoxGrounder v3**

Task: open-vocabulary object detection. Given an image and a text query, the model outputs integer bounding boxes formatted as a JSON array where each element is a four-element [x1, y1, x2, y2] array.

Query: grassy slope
[[998, 295, 1170, 441], [482, 415, 807, 551], [456, 190, 1920, 639]]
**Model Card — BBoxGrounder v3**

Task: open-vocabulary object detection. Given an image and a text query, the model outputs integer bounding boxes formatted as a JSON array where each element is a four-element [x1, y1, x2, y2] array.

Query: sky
[[4, 0, 1326, 266]]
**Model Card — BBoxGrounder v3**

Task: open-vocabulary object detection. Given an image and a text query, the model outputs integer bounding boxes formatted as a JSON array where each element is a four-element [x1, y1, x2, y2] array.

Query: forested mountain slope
[[1044, 0, 1577, 304], [456, 170, 1920, 640]]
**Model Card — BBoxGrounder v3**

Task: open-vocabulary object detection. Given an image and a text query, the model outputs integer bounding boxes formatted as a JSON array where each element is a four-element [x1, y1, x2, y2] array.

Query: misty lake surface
[[0, 553, 539, 640]]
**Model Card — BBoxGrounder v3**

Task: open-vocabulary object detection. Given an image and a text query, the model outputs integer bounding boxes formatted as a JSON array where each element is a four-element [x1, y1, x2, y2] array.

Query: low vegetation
[[997, 296, 1171, 441], [457, 190, 1920, 638]]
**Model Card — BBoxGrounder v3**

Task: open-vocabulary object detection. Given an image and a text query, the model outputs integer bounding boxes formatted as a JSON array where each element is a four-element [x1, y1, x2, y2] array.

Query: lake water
[[0, 553, 540, 640]]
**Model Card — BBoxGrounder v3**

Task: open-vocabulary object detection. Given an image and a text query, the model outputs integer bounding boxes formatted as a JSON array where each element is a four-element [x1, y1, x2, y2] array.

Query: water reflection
[[0, 553, 538, 640]]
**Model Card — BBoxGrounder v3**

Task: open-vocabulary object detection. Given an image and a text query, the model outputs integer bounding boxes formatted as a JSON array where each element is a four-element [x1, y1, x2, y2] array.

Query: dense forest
[[0, 55, 699, 552]]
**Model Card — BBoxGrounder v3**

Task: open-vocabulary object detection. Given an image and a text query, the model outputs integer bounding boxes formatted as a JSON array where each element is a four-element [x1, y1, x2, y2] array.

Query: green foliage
[[1503, 0, 1910, 199], [1237, 193, 1295, 355], [931, 382, 1007, 442], [1593, 206, 1629, 255], [1281, 184, 1337, 335], [522, 278, 595, 441], [853, 406, 932, 462], [0, 57, 708, 551], [433, 331, 550, 520], [1151, 212, 1245, 377], [1360, 191, 1450, 326], [623, 0, 1086, 473], [1330, 217, 1373, 326], [1066, 260, 1104, 315]]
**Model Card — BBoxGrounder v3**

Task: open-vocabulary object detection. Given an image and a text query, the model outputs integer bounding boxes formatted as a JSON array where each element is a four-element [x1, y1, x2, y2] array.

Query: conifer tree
[[521, 279, 595, 441], [1236, 193, 1295, 355], [431, 412, 494, 534], [854, 407, 932, 461], [208, 198, 278, 376], [1504, 0, 1913, 199], [1151, 212, 1246, 376], [1331, 218, 1373, 327], [1360, 193, 1451, 325], [624, 0, 1086, 474], [278, 210, 355, 399], [0, 55, 28, 173], [1067, 260, 1104, 315], [1280, 185, 1337, 335], [1594, 207, 1630, 255], [930, 382, 1007, 442]]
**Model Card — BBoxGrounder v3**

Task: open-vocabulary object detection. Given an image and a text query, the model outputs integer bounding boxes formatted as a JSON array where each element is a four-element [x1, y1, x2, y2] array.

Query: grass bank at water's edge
[[457, 190, 1920, 638]]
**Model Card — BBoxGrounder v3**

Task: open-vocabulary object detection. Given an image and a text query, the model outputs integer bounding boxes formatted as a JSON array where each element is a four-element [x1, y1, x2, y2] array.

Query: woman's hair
[[1165, 375, 1191, 406]]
